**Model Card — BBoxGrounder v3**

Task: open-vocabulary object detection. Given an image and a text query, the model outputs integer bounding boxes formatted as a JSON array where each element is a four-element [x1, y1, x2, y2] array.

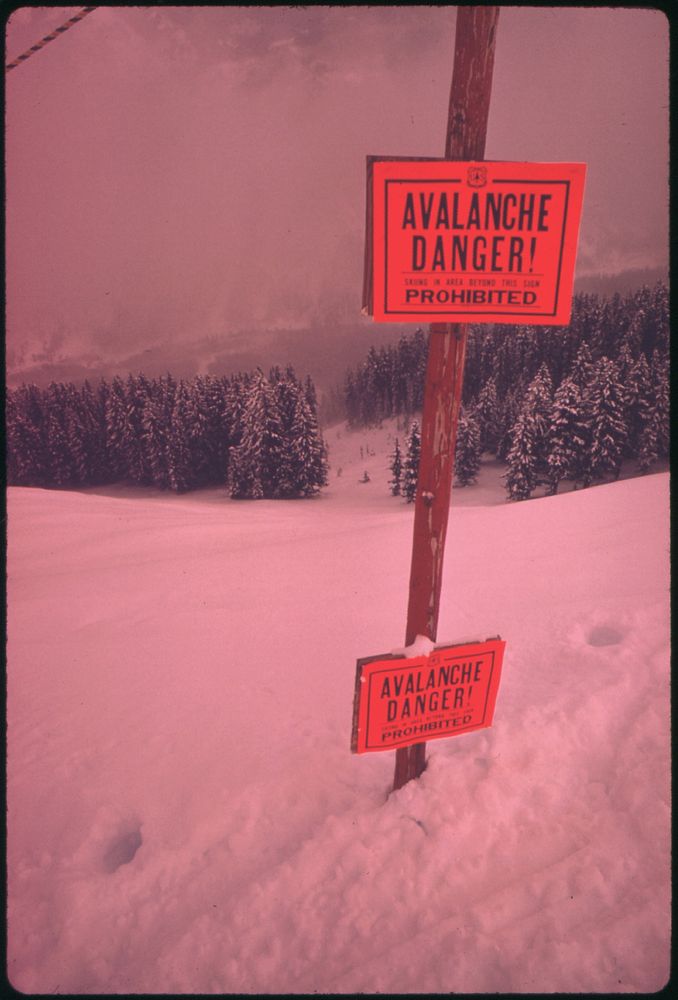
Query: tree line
[[345, 282, 668, 500], [6, 367, 328, 499]]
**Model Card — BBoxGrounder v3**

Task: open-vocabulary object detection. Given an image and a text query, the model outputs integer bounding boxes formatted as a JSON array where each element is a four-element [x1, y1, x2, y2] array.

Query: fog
[[5, 6, 669, 375]]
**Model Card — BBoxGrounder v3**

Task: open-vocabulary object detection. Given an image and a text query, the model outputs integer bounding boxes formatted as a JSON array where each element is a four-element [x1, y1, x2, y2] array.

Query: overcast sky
[[5, 5, 669, 362]]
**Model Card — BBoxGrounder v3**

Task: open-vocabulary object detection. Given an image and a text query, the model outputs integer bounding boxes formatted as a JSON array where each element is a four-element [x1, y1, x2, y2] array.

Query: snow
[[390, 634, 437, 658], [7, 418, 670, 994]]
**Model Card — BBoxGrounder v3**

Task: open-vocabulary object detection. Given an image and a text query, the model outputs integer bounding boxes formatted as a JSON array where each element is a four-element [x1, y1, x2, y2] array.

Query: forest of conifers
[[6, 366, 328, 499], [6, 283, 669, 502], [345, 283, 669, 499]]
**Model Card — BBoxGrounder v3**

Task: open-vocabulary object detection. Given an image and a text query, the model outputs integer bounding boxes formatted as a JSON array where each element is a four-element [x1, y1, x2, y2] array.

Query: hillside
[[6, 427, 670, 993]]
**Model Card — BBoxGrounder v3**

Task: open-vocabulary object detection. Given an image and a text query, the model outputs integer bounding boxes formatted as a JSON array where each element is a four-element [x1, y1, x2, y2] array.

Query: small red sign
[[351, 638, 506, 754], [363, 159, 586, 326]]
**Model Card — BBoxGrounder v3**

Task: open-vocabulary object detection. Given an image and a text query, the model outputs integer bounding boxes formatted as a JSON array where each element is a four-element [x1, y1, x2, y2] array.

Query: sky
[[5, 5, 669, 368]]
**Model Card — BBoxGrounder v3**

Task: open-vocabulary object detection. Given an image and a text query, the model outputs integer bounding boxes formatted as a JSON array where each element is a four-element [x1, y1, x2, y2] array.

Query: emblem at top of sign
[[467, 164, 487, 187]]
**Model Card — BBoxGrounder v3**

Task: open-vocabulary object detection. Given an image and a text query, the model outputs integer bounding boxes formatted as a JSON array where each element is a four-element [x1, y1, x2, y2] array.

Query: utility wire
[[6, 7, 97, 72]]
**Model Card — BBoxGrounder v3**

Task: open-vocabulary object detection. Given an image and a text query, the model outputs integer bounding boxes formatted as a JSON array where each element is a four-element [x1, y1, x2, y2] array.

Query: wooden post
[[393, 6, 500, 792]]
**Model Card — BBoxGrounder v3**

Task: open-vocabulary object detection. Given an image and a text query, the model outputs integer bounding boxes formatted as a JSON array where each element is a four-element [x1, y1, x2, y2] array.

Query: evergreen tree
[[304, 373, 319, 414], [650, 350, 670, 460], [125, 374, 153, 485], [79, 380, 109, 485], [197, 375, 232, 483], [224, 374, 249, 455], [569, 341, 595, 392], [474, 376, 500, 454], [403, 420, 421, 502], [496, 384, 524, 462], [228, 369, 286, 499], [636, 414, 658, 474], [141, 391, 171, 489], [43, 383, 77, 487], [454, 408, 482, 486], [104, 376, 132, 481], [389, 438, 403, 496], [546, 376, 590, 493], [588, 357, 627, 482], [62, 382, 91, 485], [271, 367, 301, 496], [622, 354, 654, 460], [286, 388, 328, 497], [505, 410, 537, 501], [521, 363, 554, 478], [166, 381, 194, 492], [6, 385, 48, 486]]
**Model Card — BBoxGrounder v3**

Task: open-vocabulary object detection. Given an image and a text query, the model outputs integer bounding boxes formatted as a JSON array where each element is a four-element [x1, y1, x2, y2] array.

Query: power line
[[6, 7, 97, 73]]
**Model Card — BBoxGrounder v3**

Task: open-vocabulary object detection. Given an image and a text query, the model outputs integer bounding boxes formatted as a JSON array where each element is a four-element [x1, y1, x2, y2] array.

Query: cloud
[[4, 6, 669, 370]]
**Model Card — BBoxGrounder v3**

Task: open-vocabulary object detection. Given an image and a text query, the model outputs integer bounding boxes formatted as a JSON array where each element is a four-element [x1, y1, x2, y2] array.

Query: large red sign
[[363, 159, 586, 326], [351, 637, 505, 754]]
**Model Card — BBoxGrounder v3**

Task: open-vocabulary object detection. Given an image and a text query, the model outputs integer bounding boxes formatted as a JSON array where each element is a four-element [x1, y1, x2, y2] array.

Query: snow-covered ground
[[7, 419, 670, 994]]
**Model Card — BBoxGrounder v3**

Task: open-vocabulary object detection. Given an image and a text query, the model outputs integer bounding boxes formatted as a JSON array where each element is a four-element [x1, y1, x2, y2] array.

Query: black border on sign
[[363, 648, 498, 750], [350, 637, 504, 755], [363, 155, 444, 316], [382, 176, 572, 319]]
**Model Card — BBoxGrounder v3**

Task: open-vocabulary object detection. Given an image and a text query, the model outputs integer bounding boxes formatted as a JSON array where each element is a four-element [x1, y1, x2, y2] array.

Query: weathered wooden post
[[354, 6, 584, 779], [393, 7, 500, 790]]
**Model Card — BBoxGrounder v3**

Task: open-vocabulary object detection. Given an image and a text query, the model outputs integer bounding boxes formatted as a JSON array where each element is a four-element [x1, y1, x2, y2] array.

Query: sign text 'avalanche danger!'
[[363, 159, 586, 326], [351, 638, 506, 754]]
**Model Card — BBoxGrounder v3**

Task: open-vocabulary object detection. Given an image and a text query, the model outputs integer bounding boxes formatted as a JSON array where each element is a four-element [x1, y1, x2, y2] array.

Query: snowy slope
[[6, 426, 670, 994]]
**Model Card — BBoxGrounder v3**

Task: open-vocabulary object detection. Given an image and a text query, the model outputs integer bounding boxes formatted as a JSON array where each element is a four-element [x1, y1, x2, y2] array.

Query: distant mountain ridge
[[6, 267, 668, 393]]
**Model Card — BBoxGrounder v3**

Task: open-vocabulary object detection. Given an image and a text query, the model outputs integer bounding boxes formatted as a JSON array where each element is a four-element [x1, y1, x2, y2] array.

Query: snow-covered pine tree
[[519, 362, 554, 481], [286, 387, 329, 497], [224, 373, 249, 455], [474, 376, 500, 454], [188, 376, 216, 485], [649, 280, 669, 356], [403, 420, 421, 502], [62, 382, 91, 485], [625, 283, 667, 359], [6, 384, 49, 486], [141, 390, 171, 489], [304, 373, 319, 414], [569, 341, 595, 392], [77, 380, 108, 485], [546, 376, 590, 493], [504, 409, 537, 500], [228, 369, 286, 499], [454, 408, 481, 486], [650, 350, 669, 460], [270, 366, 300, 497], [44, 382, 77, 487], [622, 354, 654, 461], [615, 339, 637, 391], [124, 374, 153, 485], [495, 384, 524, 462], [5, 392, 21, 485], [166, 380, 194, 492], [195, 375, 231, 483], [636, 414, 658, 474], [389, 438, 403, 496], [104, 375, 132, 481], [588, 357, 628, 482]]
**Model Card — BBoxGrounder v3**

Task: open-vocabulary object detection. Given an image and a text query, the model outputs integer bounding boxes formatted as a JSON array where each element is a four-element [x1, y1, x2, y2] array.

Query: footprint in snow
[[587, 624, 624, 647], [102, 825, 143, 873]]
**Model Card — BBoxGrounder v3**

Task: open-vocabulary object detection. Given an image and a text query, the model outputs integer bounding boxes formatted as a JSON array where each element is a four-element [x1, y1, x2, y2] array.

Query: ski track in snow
[[7, 420, 670, 994]]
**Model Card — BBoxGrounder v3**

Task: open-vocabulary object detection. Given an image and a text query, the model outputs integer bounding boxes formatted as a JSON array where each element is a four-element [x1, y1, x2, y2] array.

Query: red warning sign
[[363, 159, 586, 326], [351, 637, 505, 754]]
